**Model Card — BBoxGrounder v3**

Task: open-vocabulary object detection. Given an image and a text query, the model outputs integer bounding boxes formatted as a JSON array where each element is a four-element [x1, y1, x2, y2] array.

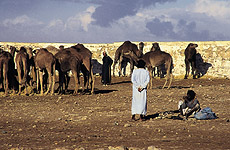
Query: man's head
[[103, 51, 107, 56], [136, 60, 146, 68], [184, 90, 196, 101]]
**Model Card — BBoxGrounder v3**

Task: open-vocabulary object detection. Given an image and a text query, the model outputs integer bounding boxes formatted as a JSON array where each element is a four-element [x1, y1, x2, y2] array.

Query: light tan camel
[[113, 41, 143, 77], [127, 43, 173, 89]]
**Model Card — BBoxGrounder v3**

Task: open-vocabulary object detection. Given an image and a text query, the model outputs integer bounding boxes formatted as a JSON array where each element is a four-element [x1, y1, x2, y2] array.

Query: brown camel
[[127, 43, 173, 89], [0, 46, 18, 96], [15, 47, 29, 95], [55, 49, 81, 95], [34, 48, 56, 95], [184, 43, 199, 79], [71, 44, 95, 94], [27, 47, 36, 86], [113, 41, 143, 77], [143, 43, 173, 89], [150, 42, 164, 77]]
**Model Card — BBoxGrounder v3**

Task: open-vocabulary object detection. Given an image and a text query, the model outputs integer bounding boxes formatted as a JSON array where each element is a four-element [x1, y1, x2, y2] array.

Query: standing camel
[[0, 46, 18, 96], [15, 47, 29, 95], [113, 41, 143, 77], [71, 44, 95, 94], [55, 49, 81, 95], [27, 47, 36, 86], [127, 42, 173, 89], [184, 43, 199, 79], [34, 48, 56, 95]]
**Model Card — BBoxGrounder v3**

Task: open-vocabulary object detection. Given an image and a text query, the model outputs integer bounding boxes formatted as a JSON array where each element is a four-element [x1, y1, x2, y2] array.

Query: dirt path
[[0, 77, 230, 149]]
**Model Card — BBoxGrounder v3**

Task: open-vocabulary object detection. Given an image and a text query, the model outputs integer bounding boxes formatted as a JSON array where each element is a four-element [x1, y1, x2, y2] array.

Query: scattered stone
[[114, 122, 119, 126], [74, 147, 85, 150], [2, 130, 7, 134], [147, 146, 161, 150], [128, 147, 144, 150], [124, 124, 131, 127], [108, 146, 127, 150]]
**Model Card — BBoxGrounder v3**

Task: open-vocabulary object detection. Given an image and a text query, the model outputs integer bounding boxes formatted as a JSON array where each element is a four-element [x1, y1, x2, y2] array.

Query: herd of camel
[[0, 41, 198, 96]]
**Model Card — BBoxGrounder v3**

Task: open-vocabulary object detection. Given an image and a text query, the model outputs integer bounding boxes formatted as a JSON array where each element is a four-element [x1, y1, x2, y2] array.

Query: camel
[[150, 42, 165, 78], [27, 47, 36, 86], [184, 43, 199, 79], [15, 47, 29, 95], [55, 49, 81, 95], [113, 41, 143, 77], [0, 46, 18, 96], [71, 44, 95, 94], [34, 48, 56, 95], [127, 43, 173, 89]]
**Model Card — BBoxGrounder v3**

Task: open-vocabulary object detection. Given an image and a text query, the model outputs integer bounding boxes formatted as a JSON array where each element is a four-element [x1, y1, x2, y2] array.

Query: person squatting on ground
[[178, 90, 201, 120], [101, 51, 113, 86], [131, 60, 150, 121]]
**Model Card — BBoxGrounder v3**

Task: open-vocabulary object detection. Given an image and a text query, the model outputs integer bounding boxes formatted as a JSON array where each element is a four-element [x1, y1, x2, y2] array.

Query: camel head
[[187, 43, 198, 49], [139, 42, 144, 53], [123, 50, 140, 64], [151, 42, 161, 52], [9, 46, 17, 57]]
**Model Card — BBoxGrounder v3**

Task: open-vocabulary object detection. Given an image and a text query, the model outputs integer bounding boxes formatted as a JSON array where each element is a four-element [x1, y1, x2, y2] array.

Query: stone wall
[[1, 41, 230, 78]]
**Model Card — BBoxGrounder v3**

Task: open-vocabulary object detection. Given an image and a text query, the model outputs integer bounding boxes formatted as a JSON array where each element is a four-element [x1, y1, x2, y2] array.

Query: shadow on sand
[[145, 109, 184, 121]]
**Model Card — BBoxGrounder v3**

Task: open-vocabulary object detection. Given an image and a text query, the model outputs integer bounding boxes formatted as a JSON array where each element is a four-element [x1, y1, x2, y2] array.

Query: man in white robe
[[131, 60, 150, 121]]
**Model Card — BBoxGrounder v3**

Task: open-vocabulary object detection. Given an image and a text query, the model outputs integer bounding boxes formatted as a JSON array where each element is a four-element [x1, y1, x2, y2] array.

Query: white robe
[[131, 68, 150, 115]]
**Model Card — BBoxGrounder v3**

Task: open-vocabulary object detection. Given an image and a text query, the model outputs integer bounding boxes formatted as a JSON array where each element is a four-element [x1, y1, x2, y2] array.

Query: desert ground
[[0, 76, 230, 150]]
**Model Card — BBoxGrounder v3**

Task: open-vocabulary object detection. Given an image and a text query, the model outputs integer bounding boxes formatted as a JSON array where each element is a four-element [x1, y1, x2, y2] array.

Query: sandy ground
[[0, 76, 230, 150]]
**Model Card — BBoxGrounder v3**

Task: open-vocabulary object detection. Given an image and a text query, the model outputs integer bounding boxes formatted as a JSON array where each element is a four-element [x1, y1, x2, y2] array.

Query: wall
[[1, 41, 230, 78]]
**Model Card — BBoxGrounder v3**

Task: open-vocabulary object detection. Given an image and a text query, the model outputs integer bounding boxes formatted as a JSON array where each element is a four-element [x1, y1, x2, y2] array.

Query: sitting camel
[[34, 48, 56, 95], [15, 47, 29, 95], [113, 41, 143, 77], [184, 43, 199, 79]]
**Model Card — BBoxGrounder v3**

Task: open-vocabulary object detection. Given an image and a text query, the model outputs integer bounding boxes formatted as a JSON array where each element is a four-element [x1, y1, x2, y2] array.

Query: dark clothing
[[102, 55, 113, 85], [179, 98, 200, 118]]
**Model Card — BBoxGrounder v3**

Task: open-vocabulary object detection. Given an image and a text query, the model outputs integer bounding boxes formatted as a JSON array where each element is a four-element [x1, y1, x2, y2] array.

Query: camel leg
[[17, 63, 22, 95], [191, 61, 197, 79], [50, 65, 55, 95], [163, 61, 171, 89], [162, 77, 168, 89], [147, 67, 152, 89], [184, 60, 190, 79], [3, 63, 8, 96], [39, 70, 44, 95], [36, 68, 40, 94], [72, 70, 79, 95], [90, 67, 95, 94], [118, 56, 123, 77], [129, 60, 134, 77], [45, 70, 52, 95], [167, 73, 173, 89], [112, 61, 117, 77], [23, 62, 28, 95]]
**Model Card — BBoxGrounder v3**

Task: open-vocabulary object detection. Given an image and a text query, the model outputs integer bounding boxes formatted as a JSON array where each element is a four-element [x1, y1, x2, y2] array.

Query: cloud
[[192, 0, 230, 20], [89, 0, 176, 27], [2, 15, 43, 27], [65, 6, 95, 31]]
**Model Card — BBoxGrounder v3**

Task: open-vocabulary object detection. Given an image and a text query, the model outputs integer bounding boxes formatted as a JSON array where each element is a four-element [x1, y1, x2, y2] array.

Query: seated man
[[178, 90, 201, 120]]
